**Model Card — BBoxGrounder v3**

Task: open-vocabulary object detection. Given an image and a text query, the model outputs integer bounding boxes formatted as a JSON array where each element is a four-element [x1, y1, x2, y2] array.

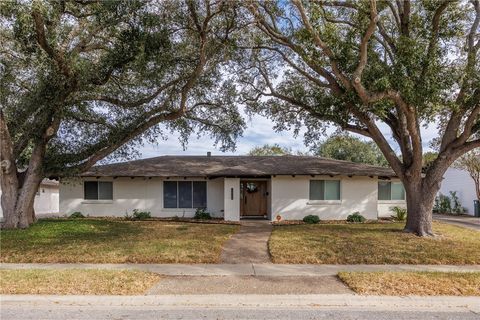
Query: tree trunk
[[0, 110, 20, 228], [1, 114, 44, 229], [403, 177, 441, 237], [0, 172, 20, 229], [1, 177, 40, 229]]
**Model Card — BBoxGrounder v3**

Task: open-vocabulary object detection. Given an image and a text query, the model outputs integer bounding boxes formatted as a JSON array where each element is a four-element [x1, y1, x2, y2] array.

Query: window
[[84, 181, 113, 200], [378, 181, 405, 200], [163, 181, 207, 208], [309, 180, 341, 200]]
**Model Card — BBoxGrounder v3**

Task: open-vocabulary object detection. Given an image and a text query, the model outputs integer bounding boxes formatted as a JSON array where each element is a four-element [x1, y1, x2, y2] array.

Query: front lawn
[[0, 219, 239, 263], [0, 269, 161, 295], [269, 222, 480, 264], [338, 271, 480, 296]]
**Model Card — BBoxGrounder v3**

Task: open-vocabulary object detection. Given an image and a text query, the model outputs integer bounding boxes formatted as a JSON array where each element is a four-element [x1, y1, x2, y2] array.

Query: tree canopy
[[315, 134, 388, 166], [247, 143, 292, 156], [1, 0, 244, 176], [239, 0, 480, 236], [0, 0, 245, 228]]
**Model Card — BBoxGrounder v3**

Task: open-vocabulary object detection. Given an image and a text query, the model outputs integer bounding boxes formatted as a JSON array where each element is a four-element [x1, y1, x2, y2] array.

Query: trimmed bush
[[125, 209, 151, 221], [390, 206, 407, 221], [69, 212, 85, 219], [194, 208, 212, 220], [303, 215, 320, 224], [346, 212, 366, 223]]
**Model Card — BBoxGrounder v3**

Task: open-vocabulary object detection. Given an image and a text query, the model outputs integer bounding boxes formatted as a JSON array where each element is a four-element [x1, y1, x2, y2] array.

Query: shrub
[[390, 206, 407, 221], [194, 208, 212, 220], [69, 212, 85, 219], [346, 212, 366, 223], [449, 191, 465, 214], [434, 193, 451, 214], [303, 215, 320, 224], [125, 209, 151, 221]]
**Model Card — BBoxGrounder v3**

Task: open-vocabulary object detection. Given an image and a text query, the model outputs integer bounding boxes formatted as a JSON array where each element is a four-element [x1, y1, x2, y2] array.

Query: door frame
[[240, 180, 269, 217]]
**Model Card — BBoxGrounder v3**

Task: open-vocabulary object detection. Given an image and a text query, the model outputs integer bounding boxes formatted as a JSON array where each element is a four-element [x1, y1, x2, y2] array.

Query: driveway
[[433, 214, 480, 231]]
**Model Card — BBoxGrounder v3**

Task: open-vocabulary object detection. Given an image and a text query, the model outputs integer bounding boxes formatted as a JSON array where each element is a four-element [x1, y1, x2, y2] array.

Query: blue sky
[[138, 113, 439, 158]]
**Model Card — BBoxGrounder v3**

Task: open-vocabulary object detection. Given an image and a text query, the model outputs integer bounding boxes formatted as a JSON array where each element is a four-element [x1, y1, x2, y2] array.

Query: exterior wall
[[58, 174, 404, 221], [271, 175, 379, 220], [59, 177, 224, 218], [440, 168, 477, 215], [34, 185, 59, 214], [0, 184, 59, 217], [223, 178, 240, 221]]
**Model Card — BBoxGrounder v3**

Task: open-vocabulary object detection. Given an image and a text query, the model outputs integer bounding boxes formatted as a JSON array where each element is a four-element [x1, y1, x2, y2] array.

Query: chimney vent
[[207, 152, 211, 157]]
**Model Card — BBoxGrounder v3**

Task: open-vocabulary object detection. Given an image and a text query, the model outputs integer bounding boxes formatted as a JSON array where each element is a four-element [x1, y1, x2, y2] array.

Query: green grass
[[269, 222, 480, 264], [0, 269, 161, 295], [338, 271, 480, 296], [0, 219, 239, 263]]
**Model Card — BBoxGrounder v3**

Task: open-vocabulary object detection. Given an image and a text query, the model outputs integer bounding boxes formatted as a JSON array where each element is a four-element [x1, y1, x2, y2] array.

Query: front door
[[240, 181, 268, 217]]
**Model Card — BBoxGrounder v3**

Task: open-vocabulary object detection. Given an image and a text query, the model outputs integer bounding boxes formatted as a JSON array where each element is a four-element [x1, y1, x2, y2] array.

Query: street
[[2, 294, 479, 320]]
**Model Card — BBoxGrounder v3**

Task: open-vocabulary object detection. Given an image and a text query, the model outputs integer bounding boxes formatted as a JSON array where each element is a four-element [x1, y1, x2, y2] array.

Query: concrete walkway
[[219, 220, 272, 263], [434, 214, 480, 231], [2, 263, 479, 276]]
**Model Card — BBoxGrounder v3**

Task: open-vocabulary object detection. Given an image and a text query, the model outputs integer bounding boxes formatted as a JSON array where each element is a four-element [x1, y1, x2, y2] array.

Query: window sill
[[307, 200, 342, 205], [378, 200, 406, 204], [162, 208, 202, 210], [81, 200, 113, 204]]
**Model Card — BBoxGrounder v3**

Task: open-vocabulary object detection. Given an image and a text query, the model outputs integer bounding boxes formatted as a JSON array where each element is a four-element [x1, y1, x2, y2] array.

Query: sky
[[138, 113, 440, 158]]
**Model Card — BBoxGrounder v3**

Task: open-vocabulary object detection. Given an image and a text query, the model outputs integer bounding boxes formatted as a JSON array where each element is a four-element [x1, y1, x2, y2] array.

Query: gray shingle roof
[[81, 155, 397, 178]]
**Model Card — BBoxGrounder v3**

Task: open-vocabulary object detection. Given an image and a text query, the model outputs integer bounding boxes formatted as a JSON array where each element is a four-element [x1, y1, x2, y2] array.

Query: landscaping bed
[[0, 219, 239, 263], [0, 269, 160, 295], [338, 271, 480, 296], [269, 222, 480, 264]]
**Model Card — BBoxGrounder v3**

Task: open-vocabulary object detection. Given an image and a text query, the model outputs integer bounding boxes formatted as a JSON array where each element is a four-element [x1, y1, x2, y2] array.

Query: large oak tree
[[0, 0, 244, 228], [241, 0, 479, 236]]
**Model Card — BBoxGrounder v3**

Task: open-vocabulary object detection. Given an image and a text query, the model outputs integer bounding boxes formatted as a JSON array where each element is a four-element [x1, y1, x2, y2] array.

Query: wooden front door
[[240, 181, 268, 216]]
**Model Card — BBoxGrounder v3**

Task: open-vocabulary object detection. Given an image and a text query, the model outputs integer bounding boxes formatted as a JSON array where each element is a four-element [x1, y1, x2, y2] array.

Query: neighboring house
[[0, 179, 59, 217], [440, 168, 477, 216], [59, 155, 406, 221]]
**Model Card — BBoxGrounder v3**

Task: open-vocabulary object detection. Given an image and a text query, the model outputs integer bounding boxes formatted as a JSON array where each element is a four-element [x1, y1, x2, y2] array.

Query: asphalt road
[[2, 306, 479, 320], [2, 294, 479, 320]]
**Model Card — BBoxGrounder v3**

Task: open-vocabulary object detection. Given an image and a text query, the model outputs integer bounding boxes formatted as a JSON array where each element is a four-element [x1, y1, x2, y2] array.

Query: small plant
[[346, 212, 366, 223], [125, 209, 151, 221], [303, 215, 320, 224], [390, 206, 407, 221], [449, 191, 465, 214], [434, 193, 452, 214], [194, 208, 212, 220], [69, 212, 85, 219], [131, 209, 151, 220]]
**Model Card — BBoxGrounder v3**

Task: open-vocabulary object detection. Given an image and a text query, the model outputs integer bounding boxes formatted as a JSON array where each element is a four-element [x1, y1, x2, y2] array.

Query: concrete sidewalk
[[2, 263, 479, 276]]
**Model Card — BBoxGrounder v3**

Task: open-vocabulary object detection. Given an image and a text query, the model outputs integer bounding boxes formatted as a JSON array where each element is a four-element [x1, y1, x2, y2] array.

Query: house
[[0, 179, 59, 217], [59, 155, 406, 221], [440, 167, 477, 216]]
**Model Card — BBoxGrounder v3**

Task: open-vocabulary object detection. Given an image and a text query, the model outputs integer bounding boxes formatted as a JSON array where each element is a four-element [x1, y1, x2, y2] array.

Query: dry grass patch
[[0, 269, 161, 295], [338, 271, 480, 296], [269, 222, 480, 264], [0, 219, 239, 263]]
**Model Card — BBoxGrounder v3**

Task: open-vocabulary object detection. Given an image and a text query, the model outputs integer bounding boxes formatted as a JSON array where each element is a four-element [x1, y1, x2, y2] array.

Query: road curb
[[1, 294, 479, 312]]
